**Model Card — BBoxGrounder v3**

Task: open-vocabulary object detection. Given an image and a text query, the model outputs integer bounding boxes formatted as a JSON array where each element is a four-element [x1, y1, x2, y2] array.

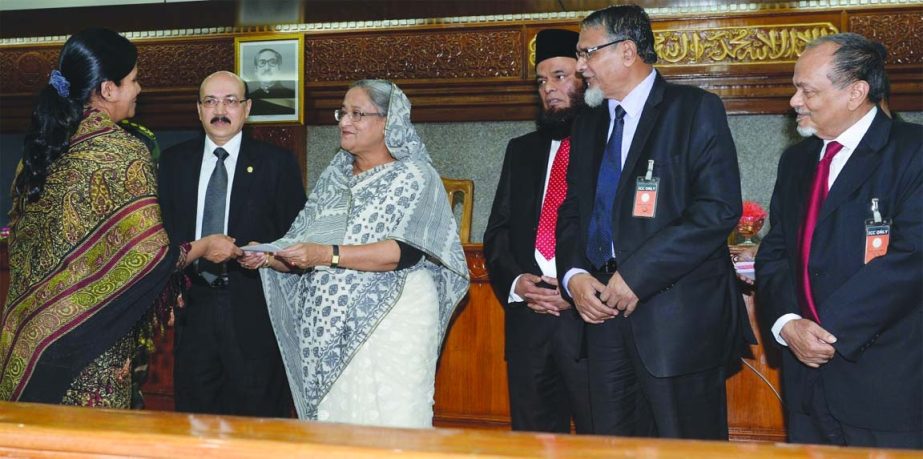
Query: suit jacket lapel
[[530, 133, 554, 222], [612, 74, 664, 233], [788, 137, 823, 238], [589, 104, 610, 182], [228, 135, 260, 234], [817, 111, 889, 224], [180, 138, 206, 242], [618, 74, 664, 200]]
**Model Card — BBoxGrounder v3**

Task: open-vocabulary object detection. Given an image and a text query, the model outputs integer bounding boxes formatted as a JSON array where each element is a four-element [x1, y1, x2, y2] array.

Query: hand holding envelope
[[239, 242, 285, 269]]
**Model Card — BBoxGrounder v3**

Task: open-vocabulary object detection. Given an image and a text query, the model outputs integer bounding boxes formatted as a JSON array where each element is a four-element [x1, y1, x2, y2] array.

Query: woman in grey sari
[[240, 80, 468, 427]]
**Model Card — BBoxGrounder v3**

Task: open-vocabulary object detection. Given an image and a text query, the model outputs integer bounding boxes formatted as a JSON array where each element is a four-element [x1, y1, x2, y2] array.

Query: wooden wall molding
[[849, 10, 923, 65], [1, 4, 920, 132], [654, 22, 839, 66], [306, 29, 523, 81], [137, 39, 235, 88], [0, 46, 59, 94]]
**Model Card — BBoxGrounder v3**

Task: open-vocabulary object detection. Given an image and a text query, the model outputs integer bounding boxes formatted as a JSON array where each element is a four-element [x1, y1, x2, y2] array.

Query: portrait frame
[[234, 34, 304, 124]]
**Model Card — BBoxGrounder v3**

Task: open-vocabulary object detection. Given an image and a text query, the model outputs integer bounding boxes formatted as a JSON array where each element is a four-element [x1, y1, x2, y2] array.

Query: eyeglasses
[[256, 58, 279, 67], [334, 109, 386, 122], [199, 97, 248, 108], [576, 36, 629, 60]]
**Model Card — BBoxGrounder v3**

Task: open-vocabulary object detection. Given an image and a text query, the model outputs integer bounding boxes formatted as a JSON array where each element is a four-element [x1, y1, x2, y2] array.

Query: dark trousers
[[173, 287, 290, 417], [788, 376, 923, 449], [585, 312, 728, 440], [506, 313, 593, 433]]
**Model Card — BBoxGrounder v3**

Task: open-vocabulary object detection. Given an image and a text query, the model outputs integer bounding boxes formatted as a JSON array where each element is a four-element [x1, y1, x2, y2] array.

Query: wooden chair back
[[441, 177, 474, 243]]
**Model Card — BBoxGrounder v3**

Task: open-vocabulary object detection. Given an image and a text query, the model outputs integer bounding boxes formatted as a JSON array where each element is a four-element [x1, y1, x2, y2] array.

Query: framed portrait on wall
[[235, 34, 303, 124]]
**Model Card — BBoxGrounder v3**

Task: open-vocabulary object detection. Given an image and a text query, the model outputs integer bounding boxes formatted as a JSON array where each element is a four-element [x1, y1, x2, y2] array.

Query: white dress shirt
[[508, 139, 563, 303], [771, 106, 878, 345], [195, 132, 242, 239]]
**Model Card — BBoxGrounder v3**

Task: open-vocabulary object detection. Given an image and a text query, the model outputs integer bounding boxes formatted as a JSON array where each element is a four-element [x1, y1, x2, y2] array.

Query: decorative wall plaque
[[654, 23, 839, 66]]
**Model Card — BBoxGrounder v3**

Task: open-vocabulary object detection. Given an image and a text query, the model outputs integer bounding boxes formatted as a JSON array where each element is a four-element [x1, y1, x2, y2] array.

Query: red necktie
[[798, 141, 843, 322], [535, 137, 571, 260]]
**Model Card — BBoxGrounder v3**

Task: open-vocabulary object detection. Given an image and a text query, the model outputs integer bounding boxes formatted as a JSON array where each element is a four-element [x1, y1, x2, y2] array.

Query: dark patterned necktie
[[199, 147, 229, 282], [798, 141, 842, 322], [586, 105, 626, 269]]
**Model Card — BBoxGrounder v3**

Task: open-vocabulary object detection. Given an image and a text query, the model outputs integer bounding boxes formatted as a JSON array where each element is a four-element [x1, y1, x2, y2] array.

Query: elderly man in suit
[[158, 71, 306, 416], [556, 5, 750, 439], [756, 33, 921, 449], [248, 48, 296, 116], [484, 28, 592, 434]]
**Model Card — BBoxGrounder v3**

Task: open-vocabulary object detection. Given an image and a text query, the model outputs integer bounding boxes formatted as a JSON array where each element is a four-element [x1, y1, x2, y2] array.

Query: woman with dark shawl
[[240, 80, 468, 427], [0, 28, 239, 408]]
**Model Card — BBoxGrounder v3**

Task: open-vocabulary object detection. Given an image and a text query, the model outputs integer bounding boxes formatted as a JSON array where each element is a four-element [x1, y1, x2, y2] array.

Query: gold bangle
[[261, 252, 272, 269]]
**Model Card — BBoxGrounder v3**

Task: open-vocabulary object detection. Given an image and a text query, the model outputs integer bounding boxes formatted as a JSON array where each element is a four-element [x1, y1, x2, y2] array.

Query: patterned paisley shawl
[[0, 109, 177, 402], [260, 83, 470, 419]]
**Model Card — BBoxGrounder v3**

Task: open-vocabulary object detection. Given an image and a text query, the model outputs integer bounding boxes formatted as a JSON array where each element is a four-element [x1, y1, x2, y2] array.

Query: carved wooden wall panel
[[0, 4, 920, 130], [850, 11, 923, 65], [249, 125, 308, 186], [306, 29, 523, 81], [136, 39, 235, 88], [0, 47, 59, 94]]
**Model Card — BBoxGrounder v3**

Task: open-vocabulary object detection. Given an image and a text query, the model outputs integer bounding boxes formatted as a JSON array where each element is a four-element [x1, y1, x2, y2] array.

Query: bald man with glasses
[[159, 71, 306, 416]]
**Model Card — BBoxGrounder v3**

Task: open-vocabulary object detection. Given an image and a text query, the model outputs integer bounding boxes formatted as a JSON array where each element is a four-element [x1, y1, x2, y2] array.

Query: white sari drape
[[259, 83, 468, 422]]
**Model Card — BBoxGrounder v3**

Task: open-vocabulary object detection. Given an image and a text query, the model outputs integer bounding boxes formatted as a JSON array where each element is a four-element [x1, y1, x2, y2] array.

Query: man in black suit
[[756, 33, 921, 449], [159, 71, 306, 416], [556, 5, 749, 439], [484, 29, 591, 434]]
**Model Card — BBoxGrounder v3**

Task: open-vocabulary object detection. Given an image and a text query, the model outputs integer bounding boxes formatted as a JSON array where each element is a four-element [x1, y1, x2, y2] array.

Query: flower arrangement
[[737, 200, 767, 245], [741, 200, 768, 221]]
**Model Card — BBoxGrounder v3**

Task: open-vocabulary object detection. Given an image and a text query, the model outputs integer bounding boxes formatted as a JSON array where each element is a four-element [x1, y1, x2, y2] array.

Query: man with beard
[[557, 5, 749, 439], [756, 33, 921, 448], [484, 28, 592, 434], [248, 48, 296, 116], [159, 71, 306, 416]]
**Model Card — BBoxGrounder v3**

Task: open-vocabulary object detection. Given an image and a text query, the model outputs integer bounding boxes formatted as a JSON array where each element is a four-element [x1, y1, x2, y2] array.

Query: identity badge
[[864, 198, 890, 264], [633, 160, 659, 218]]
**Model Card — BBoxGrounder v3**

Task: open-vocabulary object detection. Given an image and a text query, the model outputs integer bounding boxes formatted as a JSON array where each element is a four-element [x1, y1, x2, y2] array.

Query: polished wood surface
[[433, 244, 786, 441], [0, 401, 916, 459], [2, 241, 784, 440]]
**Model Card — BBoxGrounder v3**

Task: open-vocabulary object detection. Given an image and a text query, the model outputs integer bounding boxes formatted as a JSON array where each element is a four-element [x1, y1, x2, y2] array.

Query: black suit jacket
[[484, 130, 583, 358], [755, 110, 922, 431], [248, 81, 296, 99], [556, 72, 751, 378], [158, 134, 306, 358]]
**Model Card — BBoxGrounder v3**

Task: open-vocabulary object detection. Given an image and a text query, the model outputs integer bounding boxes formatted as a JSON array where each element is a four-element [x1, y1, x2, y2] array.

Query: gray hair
[[806, 33, 889, 103], [582, 4, 658, 65], [350, 79, 392, 116]]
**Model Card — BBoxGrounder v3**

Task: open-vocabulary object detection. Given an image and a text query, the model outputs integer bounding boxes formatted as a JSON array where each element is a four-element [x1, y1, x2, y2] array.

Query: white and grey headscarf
[[260, 81, 469, 420]]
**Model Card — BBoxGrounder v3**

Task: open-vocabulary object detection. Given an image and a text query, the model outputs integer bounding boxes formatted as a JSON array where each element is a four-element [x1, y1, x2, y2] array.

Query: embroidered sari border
[[0, 197, 167, 400]]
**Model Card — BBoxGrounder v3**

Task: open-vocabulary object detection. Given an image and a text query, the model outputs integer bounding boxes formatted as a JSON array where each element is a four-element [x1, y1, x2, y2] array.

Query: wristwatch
[[330, 244, 340, 268]]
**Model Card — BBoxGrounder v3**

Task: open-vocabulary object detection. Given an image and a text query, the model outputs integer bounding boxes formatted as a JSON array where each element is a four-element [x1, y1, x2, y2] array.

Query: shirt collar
[[608, 68, 656, 120], [827, 106, 877, 151], [204, 131, 243, 160]]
